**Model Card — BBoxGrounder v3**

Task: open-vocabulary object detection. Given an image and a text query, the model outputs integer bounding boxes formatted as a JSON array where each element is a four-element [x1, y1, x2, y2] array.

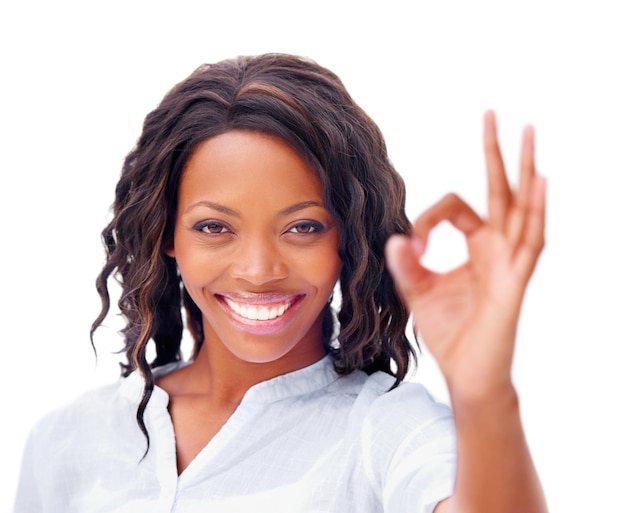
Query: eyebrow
[[278, 201, 325, 216], [184, 201, 239, 217], [184, 200, 325, 217]]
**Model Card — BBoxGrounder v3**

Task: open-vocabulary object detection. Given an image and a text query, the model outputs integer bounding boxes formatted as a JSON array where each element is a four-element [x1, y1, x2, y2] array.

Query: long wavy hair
[[92, 53, 416, 449]]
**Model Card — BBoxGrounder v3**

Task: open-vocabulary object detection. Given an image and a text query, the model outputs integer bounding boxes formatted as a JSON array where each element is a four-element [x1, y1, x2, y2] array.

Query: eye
[[288, 221, 324, 234], [194, 221, 231, 234]]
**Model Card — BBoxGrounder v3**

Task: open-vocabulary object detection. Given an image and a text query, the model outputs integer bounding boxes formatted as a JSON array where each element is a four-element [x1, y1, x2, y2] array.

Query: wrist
[[446, 373, 519, 413]]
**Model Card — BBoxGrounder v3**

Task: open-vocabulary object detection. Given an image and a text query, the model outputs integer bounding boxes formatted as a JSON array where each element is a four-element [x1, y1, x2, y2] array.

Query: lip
[[216, 293, 305, 335]]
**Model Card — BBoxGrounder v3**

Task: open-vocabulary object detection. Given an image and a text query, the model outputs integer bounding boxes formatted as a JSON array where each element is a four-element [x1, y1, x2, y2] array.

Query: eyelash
[[192, 221, 325, 236], [194, 221, 231, 234], [287, 221, 325, 234]]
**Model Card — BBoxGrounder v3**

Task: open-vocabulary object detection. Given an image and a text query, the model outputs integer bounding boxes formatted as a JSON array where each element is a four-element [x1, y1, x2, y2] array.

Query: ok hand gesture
[[385, 111, 546, 397]]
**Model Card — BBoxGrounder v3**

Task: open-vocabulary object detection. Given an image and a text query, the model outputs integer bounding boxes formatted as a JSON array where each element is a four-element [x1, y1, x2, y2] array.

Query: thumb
[[385, 235, 433, 303]]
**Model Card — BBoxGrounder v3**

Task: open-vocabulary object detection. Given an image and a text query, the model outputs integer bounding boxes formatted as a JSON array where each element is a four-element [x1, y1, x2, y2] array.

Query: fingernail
[[386, 235, 411, 276], [410, 236, 425, 257]]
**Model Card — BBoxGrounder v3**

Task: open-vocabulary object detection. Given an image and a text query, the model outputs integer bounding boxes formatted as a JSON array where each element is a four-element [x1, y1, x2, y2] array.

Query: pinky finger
[[516, 175, 547, 276]]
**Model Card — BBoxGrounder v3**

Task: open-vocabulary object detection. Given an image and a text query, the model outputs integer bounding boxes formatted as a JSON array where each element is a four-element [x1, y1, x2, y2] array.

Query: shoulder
[[324, 368, 454, 453], [31, 361, 183, 440], [332, 369, 453, 426], [351, 374, 456, 511], [26, 364, 168, 455], [352, 374, 456, 479], [365, 373, 453, 426], [17, 380, 129, 499], [28, 380, 127, 446], [362, 374, 455, 461], [19, 372, 159, 497], [16, 373, 164, 510]]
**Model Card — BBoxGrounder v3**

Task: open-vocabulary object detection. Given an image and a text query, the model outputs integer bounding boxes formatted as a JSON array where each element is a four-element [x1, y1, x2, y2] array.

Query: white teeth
[[224, 298, 294, 321]]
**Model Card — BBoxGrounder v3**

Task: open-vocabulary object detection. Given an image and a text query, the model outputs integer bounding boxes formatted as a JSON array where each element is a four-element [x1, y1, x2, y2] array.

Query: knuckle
[[443, 192, 461, 204]]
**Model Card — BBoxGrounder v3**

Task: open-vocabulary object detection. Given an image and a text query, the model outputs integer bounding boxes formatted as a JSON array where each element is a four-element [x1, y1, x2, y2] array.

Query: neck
[[179, 331, 327, 406]]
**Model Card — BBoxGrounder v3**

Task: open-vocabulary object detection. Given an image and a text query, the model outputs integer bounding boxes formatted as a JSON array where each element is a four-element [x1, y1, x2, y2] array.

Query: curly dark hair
[[91, 53, 416, 449]]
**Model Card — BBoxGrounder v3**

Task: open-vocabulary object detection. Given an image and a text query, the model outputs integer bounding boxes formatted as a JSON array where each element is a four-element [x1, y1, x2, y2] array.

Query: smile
[[222, 297, 297, 321]]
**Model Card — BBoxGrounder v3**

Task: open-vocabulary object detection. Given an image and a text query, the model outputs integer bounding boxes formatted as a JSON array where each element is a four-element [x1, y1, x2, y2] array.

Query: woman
[[15, 54, 547, 512]]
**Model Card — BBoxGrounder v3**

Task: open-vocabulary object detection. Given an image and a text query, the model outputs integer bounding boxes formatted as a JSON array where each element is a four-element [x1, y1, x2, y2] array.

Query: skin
[[162, 112, 548, 511], [161, 130, 342, 473], [385, 111, 548, 512]]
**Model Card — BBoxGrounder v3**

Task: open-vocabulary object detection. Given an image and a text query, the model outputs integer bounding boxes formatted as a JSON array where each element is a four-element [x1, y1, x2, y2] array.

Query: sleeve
[[13, 428, 43, 513], [361, 381, 456, 513]]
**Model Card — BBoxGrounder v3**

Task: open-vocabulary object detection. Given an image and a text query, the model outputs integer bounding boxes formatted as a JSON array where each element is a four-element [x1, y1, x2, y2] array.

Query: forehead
[[179, 130, 323, 208]]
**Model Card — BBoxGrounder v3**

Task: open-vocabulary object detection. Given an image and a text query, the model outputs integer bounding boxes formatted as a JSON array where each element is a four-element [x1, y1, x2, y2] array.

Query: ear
[[164, 241, 175, 258]]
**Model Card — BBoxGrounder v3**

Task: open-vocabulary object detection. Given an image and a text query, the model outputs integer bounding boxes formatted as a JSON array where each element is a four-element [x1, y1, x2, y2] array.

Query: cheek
[[298, 247, 342, 289], [173, 245, 220, 295], [177, 267, 207, 309], [325, 255, 343, 282]]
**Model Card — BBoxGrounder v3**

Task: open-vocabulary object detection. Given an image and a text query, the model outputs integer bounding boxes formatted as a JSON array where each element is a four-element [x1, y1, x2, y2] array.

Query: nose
[[228, 236, 288, 285]]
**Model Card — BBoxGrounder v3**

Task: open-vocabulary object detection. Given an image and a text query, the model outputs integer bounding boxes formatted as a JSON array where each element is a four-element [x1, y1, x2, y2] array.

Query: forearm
[[445, 382, 548, 513]]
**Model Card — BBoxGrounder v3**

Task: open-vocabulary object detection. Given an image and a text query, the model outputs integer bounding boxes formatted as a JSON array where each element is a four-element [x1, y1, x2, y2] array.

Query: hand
[[385, 111, 546, 396]]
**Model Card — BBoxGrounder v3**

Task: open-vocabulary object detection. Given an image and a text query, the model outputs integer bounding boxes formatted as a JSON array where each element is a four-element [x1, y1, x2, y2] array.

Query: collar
[[117, 355, 341, 408]]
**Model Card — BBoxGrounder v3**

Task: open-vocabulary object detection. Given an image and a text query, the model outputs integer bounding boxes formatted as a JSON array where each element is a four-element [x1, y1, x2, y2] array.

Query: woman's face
[[169, 130, 341, 368]]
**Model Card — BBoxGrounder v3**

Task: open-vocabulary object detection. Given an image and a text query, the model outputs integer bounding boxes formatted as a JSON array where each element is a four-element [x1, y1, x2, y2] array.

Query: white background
[[1, 1, 624, 511]]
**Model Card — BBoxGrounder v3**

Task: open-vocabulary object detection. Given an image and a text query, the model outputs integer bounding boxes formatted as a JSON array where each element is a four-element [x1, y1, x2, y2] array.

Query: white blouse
[[14, 356, 456, 513]]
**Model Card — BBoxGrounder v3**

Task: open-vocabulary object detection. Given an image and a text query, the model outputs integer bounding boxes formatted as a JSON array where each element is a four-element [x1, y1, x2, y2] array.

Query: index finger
[[413, 193, 483, 242]]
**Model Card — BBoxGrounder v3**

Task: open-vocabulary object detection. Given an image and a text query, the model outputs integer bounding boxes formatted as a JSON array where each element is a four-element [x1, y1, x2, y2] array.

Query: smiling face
[[168, 130, 342, 370]]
